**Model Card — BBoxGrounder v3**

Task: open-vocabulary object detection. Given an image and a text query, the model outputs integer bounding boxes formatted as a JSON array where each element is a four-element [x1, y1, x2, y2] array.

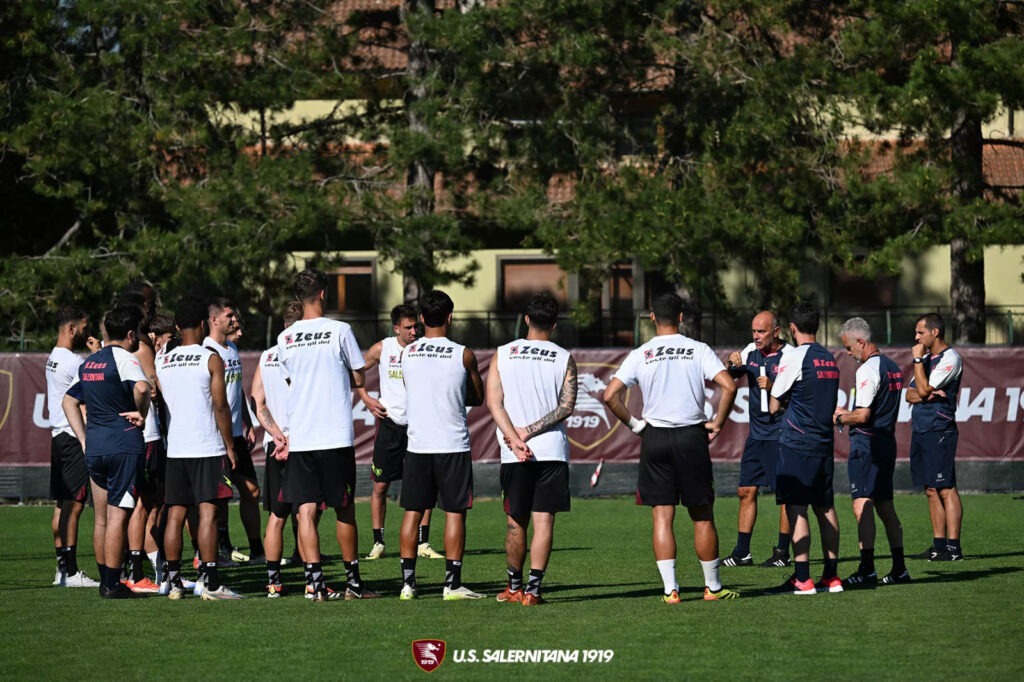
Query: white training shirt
[[46, 346, 84, 438], [155, 344, 226, 459], [202, 336, 245, 437], [613, 333, 725, 428], [494, 339, 571, 463], [403, 336, 471, 453], [257, 345, 290, 449], [378, 335, 409, 426], [276, 317, 365, 451]]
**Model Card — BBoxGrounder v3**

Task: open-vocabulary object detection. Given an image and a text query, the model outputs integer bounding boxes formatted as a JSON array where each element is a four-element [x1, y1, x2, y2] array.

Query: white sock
[[656, 559, 677, 594], [701, 559, 722, 592], [147, 551, 160, 569]]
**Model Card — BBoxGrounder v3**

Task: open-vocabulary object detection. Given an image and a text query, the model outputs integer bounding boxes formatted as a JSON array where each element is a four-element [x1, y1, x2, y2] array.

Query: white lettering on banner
[[728, 391, 750, 423], [898, 390, 914, 422], [1005, 387, 1024, 422], [958, 387, 995, 422], [352, 392, 378, 427], [33, 393, 48, 429]]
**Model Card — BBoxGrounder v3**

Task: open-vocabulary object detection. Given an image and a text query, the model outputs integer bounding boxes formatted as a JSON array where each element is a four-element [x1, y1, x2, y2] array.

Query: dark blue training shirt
[[65, 345, 148, 458], [770, 342, 839, 456]]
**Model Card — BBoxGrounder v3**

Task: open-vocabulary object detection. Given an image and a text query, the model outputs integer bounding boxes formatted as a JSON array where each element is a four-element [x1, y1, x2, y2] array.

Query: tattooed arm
[[519, 356, 578, 441]]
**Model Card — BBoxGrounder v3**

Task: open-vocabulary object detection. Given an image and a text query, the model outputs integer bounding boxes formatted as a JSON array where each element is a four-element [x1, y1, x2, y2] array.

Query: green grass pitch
[[1, 494, 1021, 680]]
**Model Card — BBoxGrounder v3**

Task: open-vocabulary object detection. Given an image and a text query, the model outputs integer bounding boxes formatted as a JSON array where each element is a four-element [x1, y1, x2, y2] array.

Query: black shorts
[[910, 430, 958, 489], [371, 418, 408, 484], [848, 433, 896, 501], [636, 425, 715, 508], [138, 439, 167, 494], [401, 451, 473, 513], [775, 445, 834, 508], [738, 437, 781, 489], [501, 461, 570, 517], [228, 436, 259, 490], [263, 442, 291, 518], [86, 451, 144, 510], [282, 447, 356, 509], [50, 433, 89, 504], [164, 456, 234, 506]]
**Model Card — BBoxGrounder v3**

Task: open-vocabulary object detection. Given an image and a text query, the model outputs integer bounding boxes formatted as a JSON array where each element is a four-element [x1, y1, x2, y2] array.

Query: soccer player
[[204, 297, 265, 563], [277, 269, 378, 601], [764, 301, 842, 595], [251, 300, 302, 597], [833, 317, 910, 586], [721, 311, 792, 568], [487, 293, 577, 606], [62, 305, 151, 599], [398, 290, 486, 601], [603, 293, 739, 604], [121, 296, 163, 593], [906, 312, 964, 561], [156, 297, 243, 600], [358, 304, 443, 561], [45, 305, 100, 588]]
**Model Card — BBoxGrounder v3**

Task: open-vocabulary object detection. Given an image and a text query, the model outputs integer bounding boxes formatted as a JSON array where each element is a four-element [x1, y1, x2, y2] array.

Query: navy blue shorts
[[401, 451, 473, 513], [738, 437, 780, 489], [371, 418, 408, 484], [501, 461, 570, 517], [86, 451, 143, 510], [636, 425, 714, 508], [910, 430, 958, 489], [848, 433, 896, 501], [775, 445, 834, 508]]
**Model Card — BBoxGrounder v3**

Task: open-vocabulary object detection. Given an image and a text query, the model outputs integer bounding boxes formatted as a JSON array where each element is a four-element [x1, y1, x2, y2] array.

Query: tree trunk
[[401, 0, 437, 304], [947, 59, 986, 343]]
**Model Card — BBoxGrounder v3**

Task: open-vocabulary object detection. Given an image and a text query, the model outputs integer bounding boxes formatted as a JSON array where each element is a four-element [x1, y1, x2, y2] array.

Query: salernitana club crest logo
[[412, 639, 446, 673]]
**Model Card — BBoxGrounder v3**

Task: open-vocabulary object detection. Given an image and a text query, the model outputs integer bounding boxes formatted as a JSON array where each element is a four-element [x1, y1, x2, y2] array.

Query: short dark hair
[[175, 297, 209, 330], [148, 312, 175, 336], [525, 293, 559, 331], [651, 293, 683, 325], [390, 304, 418, 326], [208, 296, 235, 315], [283, 300, 304, 326], [917, 312, 945, 339], [56, 305, 87, 329], [420, 290, 454, 328], [103, 305, 144, 341], [293, 269, 327, 302], [789, 300, 819, 335]]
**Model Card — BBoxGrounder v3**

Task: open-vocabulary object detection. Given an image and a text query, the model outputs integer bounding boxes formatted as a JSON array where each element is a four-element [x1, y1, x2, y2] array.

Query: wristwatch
[[913, 357, 923, 364]]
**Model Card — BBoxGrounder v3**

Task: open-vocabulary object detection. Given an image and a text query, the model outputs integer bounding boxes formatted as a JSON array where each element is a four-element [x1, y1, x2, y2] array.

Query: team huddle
[[45, 271, 965, 603]]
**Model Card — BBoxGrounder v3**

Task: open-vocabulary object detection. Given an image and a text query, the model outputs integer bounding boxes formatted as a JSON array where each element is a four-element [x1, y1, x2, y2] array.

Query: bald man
[[721, 311, 792, 568]]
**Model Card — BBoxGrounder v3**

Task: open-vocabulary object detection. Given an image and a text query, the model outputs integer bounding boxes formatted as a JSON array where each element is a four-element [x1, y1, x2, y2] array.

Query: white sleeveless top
[[403, 336, 471, 453], [156, 344, 226, 459], [258, 345, 290, 448], [494, 339, 571, 463], [202, 336, 244, 437], [378, 335, 409, 426]]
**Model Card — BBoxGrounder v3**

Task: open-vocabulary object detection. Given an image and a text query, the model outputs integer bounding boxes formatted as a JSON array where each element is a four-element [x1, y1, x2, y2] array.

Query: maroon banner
[[2, 347, 1022, 466]]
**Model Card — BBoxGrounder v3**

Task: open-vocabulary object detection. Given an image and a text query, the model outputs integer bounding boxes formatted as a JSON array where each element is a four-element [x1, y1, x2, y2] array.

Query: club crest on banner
[[567, 363, 631, 451], [412, 639, 446, 673]]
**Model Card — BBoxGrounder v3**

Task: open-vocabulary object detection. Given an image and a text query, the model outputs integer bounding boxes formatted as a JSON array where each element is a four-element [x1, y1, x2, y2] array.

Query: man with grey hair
[[833, 317, 910, 586]]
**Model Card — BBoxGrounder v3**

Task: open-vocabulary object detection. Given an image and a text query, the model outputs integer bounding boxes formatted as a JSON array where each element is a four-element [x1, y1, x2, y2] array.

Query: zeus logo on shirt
[[509, 345, 558, 360], [284, 331, 334, 346], [406, 343, 453, 357], [643, 347, 694, 361]]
